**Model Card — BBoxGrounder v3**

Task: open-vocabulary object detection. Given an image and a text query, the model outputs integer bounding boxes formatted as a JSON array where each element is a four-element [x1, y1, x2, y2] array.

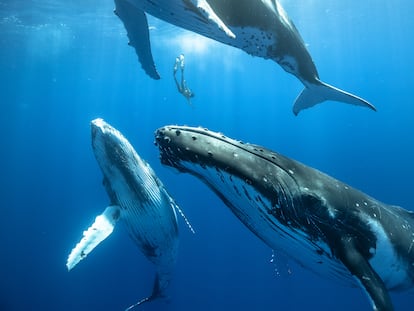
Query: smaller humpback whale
[[66, 119, 193, 310], [155, 125, 414, 311], [113, 0, 375, 114]]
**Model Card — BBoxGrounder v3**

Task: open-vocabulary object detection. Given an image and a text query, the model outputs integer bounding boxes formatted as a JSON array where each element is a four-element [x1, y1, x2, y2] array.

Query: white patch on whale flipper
[[367, 218, 410, 289], [66, 205, 120, 271], [188, 0, 235, 39]]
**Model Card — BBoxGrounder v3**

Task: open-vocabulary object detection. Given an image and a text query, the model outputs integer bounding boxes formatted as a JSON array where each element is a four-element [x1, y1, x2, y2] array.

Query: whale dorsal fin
[[114, 0, 160, 79], [186, 0, 236, 39], [124, 272, 170, 310], [66, 205, 121, 271]]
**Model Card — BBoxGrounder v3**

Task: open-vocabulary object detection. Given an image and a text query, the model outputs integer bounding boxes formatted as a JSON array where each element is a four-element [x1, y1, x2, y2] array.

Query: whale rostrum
[[155, 125, 414, 311], [113, 0, 376, 114]]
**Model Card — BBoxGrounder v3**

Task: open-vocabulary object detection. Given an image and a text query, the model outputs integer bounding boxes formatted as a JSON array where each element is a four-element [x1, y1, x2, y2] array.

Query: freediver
[[173, 54, 195, 104]]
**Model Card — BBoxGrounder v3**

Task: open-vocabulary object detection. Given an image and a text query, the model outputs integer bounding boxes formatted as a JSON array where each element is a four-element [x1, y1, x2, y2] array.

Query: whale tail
[[292, 80, 376, 115], [124, 271, 170, 311]]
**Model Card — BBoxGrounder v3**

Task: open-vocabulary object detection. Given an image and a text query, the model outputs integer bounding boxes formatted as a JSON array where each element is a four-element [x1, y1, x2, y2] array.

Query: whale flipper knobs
[[66, 205, 120, 271]]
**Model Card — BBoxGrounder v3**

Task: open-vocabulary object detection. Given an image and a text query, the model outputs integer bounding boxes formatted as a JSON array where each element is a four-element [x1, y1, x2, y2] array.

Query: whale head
[[154, 125, 302, 201], [153, 125, 318, 248], [91, 118, 157, 207], [91, 118, 139, 182]]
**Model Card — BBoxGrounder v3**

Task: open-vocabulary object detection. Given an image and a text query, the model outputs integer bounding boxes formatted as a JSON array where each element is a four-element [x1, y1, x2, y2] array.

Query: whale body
[[113, 0, 376, 114], [155, 125, 414, 311], [66, 119, 185, 309]]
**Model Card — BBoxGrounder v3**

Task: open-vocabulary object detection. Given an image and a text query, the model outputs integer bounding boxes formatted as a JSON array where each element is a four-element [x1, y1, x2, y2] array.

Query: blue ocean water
[[1, 0, 413, 310]]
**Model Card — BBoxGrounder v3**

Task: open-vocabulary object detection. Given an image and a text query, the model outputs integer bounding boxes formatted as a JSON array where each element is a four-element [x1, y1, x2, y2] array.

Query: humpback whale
[[66, 119, 192, 310], [155, 125, 414, 311], [113, 0, 375, 114]]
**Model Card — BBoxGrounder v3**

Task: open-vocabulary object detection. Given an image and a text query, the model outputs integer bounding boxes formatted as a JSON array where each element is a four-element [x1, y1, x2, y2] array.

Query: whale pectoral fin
[[186, 0, 236, 39], [293, 81, 376, 115], [336, 236, 394, 311], [169, 196, 196, 234], [66, 205, 121, 271], [114, 0, 160, 79]]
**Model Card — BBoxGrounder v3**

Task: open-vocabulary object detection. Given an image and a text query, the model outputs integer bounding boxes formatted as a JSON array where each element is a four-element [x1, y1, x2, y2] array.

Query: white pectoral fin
[[189, 0, 235, 39], [293, 81, 376, 115], [66, 205, 121, 271]]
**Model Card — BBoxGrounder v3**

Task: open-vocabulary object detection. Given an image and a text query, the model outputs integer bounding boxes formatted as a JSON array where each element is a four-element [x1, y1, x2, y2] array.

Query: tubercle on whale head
[[154, 125, 238, 171], [154, 125, 296, 175], [154, 125, 300, 206]]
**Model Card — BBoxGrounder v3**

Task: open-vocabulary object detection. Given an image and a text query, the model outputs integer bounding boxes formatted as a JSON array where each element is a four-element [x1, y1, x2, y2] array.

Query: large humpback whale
[[155, 125, 414, 311], [113, 0, 376, 115], [66, 119, 192, 310]]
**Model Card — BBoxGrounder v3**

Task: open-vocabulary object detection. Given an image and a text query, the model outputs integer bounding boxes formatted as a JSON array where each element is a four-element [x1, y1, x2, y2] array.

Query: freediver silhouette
[[173, 54, 194, 104]]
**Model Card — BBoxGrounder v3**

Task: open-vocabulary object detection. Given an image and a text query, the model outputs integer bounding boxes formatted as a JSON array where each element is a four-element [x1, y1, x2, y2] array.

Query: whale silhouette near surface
[[113, 0, 376, 115]]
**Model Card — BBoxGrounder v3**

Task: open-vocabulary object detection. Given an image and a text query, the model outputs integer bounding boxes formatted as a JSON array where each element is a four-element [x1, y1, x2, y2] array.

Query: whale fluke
[[293, 81, 377, 115], [124, 273, 168, 310]]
